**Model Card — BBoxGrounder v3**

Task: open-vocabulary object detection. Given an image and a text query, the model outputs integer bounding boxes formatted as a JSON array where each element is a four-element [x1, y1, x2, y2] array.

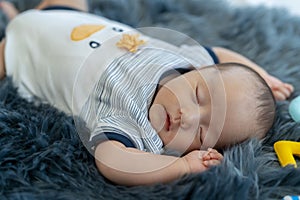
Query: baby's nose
[[179, 108, 200, 129]]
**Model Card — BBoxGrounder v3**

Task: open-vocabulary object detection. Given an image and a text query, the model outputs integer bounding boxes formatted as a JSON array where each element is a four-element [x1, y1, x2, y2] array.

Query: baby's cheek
[[149, 104, 167, 133]]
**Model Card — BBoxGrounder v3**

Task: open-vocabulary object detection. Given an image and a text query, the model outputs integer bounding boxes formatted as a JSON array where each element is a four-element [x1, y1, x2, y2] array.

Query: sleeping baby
[[0, 0, 294, 186]]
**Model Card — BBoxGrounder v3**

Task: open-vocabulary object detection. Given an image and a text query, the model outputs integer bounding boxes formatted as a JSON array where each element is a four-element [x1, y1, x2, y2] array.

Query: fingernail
[[198, 152, 203, 159]]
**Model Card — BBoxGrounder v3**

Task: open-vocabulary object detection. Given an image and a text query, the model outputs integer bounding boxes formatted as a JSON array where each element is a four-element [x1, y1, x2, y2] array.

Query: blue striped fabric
[[80, 46, 214, 154]]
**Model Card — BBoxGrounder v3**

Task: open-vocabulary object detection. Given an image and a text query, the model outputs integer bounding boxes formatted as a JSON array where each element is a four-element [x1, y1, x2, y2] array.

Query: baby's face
[[149, 67, 254, 153]]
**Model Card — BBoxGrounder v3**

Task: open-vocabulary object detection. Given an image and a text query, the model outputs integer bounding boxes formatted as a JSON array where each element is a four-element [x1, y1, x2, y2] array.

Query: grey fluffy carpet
[[0, 0, 300, 199]]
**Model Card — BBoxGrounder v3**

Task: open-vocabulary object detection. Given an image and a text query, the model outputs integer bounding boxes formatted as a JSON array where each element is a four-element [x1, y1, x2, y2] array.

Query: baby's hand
[[262, 73, 294, 101], [200, 148, 223, 168], [181, 148, 223, 174]]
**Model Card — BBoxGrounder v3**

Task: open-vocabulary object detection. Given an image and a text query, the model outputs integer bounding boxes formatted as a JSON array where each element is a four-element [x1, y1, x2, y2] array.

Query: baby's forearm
[[212, 47, 268, 77], [94, 141, 189, 186]]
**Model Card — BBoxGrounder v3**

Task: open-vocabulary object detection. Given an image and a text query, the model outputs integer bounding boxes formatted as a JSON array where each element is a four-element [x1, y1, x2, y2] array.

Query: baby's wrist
[[178, 157, 191, 176]]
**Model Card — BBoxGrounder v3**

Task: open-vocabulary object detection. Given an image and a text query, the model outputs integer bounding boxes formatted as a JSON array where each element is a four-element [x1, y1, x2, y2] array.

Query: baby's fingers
[[284, 83, 294, 93], [271, 81, 294, 101], [209, 152, 223, 161], [273, 86, 292, 100], [202, 148, 223, 161], [273, 90, 286, 101], [198, 150, 209, 159], [281, 84, 293, 98], [203, 159, 222, 167]]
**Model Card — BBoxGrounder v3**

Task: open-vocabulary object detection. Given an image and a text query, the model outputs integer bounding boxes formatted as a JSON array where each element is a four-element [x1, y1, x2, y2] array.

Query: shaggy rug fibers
[[0, 0, 300, 199]]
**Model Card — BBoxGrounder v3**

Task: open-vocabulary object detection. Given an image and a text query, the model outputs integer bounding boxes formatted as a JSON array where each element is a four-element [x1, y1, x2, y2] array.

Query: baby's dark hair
[[215, 62, 276, 139]]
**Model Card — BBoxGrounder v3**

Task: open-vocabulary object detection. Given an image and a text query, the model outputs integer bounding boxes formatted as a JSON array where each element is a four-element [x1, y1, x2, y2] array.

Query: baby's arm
[[0, 39, 6, 80], [212, 47, 294, 100], [95, 140, 223, 186]]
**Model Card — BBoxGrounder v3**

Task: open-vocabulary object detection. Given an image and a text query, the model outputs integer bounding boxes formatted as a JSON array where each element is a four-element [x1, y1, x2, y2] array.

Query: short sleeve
[[203, 46, 219, 64], [87, 131, 136, 152], [86, 117, 145, 152]]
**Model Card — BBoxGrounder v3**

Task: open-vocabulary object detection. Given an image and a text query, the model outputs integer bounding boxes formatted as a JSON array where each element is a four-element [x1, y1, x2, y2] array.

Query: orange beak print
[[71, 24, 106, 41]]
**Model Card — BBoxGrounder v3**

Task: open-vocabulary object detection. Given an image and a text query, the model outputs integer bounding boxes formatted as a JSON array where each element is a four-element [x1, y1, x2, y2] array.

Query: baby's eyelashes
[[199, 127, 203, 144], [195, 86, 200, 104]]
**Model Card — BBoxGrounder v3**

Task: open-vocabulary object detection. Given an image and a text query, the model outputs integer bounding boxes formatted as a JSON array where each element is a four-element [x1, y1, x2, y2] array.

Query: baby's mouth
[[165, 113, 170, 131]]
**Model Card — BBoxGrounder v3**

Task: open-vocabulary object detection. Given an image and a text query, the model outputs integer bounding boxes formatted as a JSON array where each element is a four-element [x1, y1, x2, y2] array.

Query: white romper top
[[5, 10, 215, 153]]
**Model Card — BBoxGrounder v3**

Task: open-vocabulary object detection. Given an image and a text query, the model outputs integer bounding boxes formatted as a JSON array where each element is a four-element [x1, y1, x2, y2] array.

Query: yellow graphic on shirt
[[116, 34, 146, 53], [71, 24, 106, 41]]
